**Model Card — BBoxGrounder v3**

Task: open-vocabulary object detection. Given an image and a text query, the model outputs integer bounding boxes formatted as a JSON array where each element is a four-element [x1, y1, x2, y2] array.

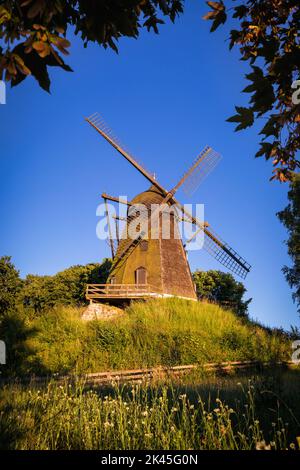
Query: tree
[[0, 256, 22, 317], [277, 173, 300, 312], [193, 269, 251, 317], [203, 0, 300, 182], [19, 258, 112, 313], [0, 257, 34, 376], [0, 310, 37, 376], [0, 0, 183, 92]]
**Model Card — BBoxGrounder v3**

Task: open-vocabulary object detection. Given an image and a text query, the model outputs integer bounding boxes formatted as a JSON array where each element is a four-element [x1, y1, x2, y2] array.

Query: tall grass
[[1, 375, 299, 450], [17, 298, 290, 375]]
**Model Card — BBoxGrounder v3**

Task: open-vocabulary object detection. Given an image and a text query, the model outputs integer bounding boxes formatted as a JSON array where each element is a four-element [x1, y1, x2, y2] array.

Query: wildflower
[[256, 441, 271, 451], [220, 425, 227, 435], [171, 407, 178, 413], [142, 411, 148, 417], [179, 394, 187, 400], [145, 433, 153, 438], [213, 408, 220, 414], [170, 426, 175, 432]]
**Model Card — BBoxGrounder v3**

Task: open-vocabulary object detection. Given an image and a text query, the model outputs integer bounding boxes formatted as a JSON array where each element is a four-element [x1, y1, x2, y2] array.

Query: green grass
[[1, 370, 300, 450], [1, 298, 298, 451], [16, 298, 290, 376]]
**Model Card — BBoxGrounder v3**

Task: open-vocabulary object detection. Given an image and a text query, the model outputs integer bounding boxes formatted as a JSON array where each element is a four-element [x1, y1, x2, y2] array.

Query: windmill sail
[[174, 202, 251, 279], [181, 147, 221, 196], [86, 113, 157, 185], [203, 227, 251, 279]]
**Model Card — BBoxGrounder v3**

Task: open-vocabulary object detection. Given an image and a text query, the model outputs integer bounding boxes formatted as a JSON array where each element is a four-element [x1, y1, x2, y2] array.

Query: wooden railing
[[1, 361, 296, 386], [86, 284, 157, 300]]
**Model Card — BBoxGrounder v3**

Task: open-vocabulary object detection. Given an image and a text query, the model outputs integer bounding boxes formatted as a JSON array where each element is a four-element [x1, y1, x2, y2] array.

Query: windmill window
[[140, 240, 148, 252], [110, 277, 116, 284], [135, 267, 147, 285]]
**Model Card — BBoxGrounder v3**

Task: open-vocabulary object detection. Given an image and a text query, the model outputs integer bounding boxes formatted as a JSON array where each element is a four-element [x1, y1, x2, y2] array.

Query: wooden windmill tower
[[85, 113, 251, 303]]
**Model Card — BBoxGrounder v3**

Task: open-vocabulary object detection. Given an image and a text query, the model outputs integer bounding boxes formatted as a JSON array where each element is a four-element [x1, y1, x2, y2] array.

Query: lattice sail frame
[[87, 113, 156, 180], [202, 228, 251, 279], [175, 205, 251, 280], [181, 146, 221, 196]]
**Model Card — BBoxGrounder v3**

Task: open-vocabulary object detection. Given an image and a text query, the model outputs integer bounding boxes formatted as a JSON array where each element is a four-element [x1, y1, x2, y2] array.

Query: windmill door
[[135, 267, 147, 285]]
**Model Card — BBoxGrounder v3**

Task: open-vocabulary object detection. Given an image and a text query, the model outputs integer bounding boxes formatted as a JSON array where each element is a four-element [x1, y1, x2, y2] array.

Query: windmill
[[85, 113, 251, 303]]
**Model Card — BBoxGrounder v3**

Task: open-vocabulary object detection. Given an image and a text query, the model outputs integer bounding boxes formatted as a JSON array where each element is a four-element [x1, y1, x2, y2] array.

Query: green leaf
[[227, 106, 254, 131], [255, 142, 274, 158], [210, 10, 227, 32], [45, 52, 73, 72], [233, 5, 248, 19], [229, 29, 241, 50], [11, 44, 50, 92], [207, 1, 224, 11], [259, 116, 280, 138], [243, 66, 275, 114], [203, 1, 226, 32]]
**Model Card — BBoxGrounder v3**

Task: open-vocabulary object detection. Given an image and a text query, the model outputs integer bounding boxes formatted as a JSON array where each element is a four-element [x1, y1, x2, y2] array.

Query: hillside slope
[[19, 298, 289, 376]]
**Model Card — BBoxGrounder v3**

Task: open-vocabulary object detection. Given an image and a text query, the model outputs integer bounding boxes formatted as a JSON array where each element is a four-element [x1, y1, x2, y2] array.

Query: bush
[[0, 256, 22, 318], [19, 259, 112, 314], [193, 270, 252, 317]]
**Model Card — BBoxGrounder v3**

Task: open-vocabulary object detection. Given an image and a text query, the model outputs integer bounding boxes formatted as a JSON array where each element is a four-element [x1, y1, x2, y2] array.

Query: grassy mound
[[18, 298, 289, 376]]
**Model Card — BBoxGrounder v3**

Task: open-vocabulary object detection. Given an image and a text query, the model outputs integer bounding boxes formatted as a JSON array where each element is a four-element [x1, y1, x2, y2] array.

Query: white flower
[[256, 441, 271, 451]]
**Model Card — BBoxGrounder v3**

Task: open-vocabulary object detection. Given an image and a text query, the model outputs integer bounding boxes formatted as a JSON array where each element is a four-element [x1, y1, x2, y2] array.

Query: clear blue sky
[[0, 2, 298, 329]]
